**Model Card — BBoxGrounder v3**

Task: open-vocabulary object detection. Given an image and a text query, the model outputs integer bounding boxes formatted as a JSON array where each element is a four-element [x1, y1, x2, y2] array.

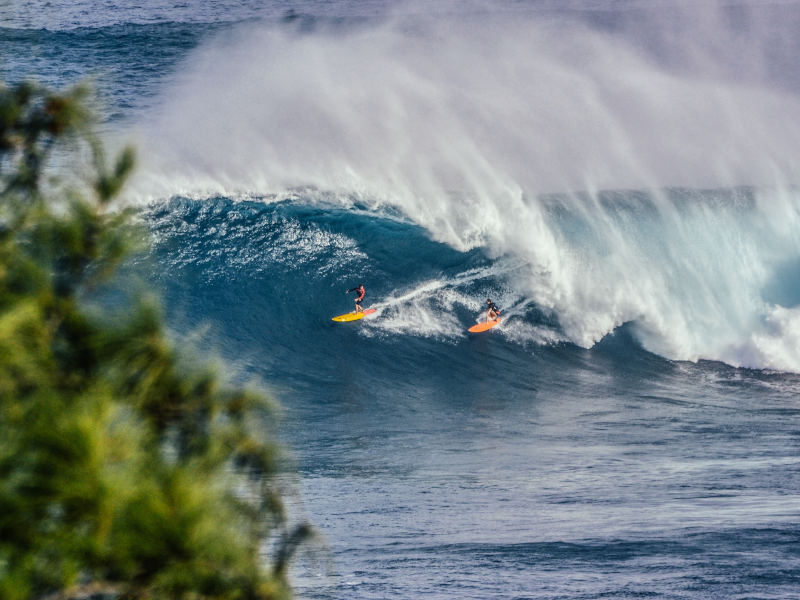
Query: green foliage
[[0, 81, 308, 600]]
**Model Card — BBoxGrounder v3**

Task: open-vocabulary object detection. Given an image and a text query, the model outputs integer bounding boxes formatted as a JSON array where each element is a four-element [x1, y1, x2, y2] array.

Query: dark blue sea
[[3, 2, 800, 598]]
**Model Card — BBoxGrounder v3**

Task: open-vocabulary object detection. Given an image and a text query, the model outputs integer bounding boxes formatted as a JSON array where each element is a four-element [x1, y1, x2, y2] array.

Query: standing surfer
[[346, 284, 366, 314], [485, 298, 501, 322]]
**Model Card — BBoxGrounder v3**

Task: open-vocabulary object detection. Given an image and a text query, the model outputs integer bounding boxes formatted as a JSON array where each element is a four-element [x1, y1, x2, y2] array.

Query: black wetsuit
[[487, 301, 500, 315], [348, 286, 366, 306]]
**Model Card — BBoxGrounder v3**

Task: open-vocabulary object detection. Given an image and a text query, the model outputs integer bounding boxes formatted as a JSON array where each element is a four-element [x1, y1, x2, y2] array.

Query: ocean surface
[[3, 1, 800, 598]]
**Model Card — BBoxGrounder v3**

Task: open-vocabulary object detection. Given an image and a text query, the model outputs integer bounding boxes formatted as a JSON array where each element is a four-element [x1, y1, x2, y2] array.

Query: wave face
[[126, 5, 800, 372], [145, 188, 800, 373]]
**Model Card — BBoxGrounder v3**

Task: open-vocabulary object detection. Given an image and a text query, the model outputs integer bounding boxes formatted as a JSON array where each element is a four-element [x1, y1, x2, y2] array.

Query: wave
[[142, 192, 800, 374], [128, 5, 800, 372]]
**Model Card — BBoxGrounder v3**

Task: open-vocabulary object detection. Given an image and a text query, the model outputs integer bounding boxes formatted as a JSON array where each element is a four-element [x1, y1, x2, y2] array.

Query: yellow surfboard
[[332, 308, 376, 322], [468, 317, 501, 333]]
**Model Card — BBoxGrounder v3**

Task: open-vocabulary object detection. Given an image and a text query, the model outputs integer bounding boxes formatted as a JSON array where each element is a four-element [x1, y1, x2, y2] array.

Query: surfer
[[346, 284, 366, 314], [485, 298, 501, 322]]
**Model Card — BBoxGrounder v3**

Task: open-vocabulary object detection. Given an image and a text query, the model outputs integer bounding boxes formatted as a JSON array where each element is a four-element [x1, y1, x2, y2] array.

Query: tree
[[0, 80, 309, 600]]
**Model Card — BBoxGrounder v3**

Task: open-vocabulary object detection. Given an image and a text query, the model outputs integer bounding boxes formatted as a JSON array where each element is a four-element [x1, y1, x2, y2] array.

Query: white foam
[[366, 280, 479, 340]]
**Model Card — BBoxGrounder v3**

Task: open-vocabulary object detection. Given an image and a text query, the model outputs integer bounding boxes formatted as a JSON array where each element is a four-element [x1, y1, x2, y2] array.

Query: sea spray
[[130, 6, 800, 199]]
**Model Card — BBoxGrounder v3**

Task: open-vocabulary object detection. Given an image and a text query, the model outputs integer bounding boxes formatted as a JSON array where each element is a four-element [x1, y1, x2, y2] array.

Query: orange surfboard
[[332, 308, 376, 322], [468, 317, 501, 333]]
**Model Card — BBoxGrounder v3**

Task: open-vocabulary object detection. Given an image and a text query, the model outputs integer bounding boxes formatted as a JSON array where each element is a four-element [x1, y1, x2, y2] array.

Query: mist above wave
[[132, 3, 800, 199]]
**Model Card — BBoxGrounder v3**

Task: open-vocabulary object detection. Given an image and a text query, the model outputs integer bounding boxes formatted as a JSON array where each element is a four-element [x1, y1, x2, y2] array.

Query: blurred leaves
[[0, 81, 309, 600]]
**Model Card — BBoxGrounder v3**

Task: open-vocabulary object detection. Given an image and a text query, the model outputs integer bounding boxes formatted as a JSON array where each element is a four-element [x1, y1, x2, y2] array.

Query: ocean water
[[3, 2, 800, 598]]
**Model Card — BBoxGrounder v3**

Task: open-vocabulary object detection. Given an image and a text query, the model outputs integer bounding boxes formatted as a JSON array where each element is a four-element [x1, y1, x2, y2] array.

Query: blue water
[[4, 2, 800, 599]]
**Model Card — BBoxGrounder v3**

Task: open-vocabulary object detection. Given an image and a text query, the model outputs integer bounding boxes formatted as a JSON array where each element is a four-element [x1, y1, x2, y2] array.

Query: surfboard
[[468, 317, 501, 333], [332, 308, 376, 322]]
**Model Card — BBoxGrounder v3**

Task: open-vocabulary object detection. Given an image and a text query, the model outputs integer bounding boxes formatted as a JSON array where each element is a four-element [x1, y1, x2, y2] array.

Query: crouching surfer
[[346, 284, 366, 314], [485, 298, 501, 322]]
